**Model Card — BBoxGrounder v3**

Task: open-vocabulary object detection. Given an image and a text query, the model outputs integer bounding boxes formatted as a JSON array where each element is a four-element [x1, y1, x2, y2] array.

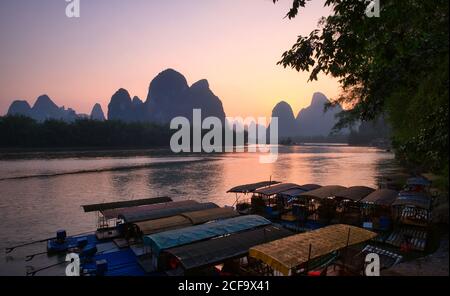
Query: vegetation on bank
[[0, 116, 172, 148], [0, 116, 251, 150], [273, 0, 449, 181]]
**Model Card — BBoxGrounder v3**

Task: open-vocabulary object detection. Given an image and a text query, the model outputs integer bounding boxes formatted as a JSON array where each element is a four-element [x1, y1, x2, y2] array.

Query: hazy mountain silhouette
[[7, 100, 32, 117], [6, 69, 225, 126], [296, 92, 343, 137], [5, 70, 340, 140], [90, 103, 105, 121], [107, 69, 225, 124], [107, 89, 135, 122], [7, 95, 80, 122], [146, 69, 226, 124], [268, 92, 344, 138], [271, 101, 298, 138]]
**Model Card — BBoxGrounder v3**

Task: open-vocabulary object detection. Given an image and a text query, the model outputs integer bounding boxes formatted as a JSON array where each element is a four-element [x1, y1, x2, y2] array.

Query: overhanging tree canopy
[[273, 0, 449, 173]]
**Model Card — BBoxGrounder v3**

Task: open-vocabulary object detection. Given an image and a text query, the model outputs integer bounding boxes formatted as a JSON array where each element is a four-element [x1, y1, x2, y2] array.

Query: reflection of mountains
[[7, 68, 345, 138]]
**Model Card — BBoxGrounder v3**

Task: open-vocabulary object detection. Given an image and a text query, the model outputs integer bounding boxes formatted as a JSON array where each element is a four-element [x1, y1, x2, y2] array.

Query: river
[[0, 144, 400, 275]]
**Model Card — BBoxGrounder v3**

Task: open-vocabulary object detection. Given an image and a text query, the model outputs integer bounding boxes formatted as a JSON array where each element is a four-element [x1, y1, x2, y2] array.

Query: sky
[[0, 0, 341, 119]]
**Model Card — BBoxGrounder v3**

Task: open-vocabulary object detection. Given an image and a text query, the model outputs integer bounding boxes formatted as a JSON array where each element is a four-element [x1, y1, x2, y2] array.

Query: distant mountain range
[[7, 69, 225, 125], [8, 95, 84, 122], [107, 69, 225, 124], [6, 69, 344, 138], [270, 92, 344, 138]]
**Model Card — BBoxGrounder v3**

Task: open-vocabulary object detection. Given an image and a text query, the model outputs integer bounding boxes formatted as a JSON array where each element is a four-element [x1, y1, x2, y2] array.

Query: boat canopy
[[299, 184, 323, 191], [144, 215, 271, 255], [406, 177, 432, 186], [392, 192, 432, 210], [254, 183, 303, 196], [227, 181, 281, 193], [120, 202, 219, 223], [163, 225, 293, 271], [181, 207, 239, 225], [334, 186, 376, 202], [134, 215, 192, 235], [299, 185, 347, 200], [249, 224, 377, 276], [134, 207, 239, 235], [360, 189, 399, 206], [279, 188, 307, 198], [279, 184, 323, 198], [103, 200, 198, 220], [81, 196, 173, 213]]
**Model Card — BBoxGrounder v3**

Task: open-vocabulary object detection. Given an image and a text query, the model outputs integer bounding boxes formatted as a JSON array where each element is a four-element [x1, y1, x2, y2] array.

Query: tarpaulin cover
[[82, 197, 173, 213], [120, 202, 219, 223], [279, 184, 323, 198], [334, 186, 376, 201], [134, 216, 192, 235], [249, 224, 376, 276], [278, 188, 308, 198], [133, 208, 239, 235], [164, 225, 293, 270], [392, 192, 432, 209], [144, 215, 271, 255], [181, 207, 239, 225], [254, 183, 303, 196], [227, 181, 281, 193], [361, 189, 399, 206], [299, 185, 347, 200], [299, 184, 322, 191], [103, 200, 197, 220], [406, 177, 431, 186]]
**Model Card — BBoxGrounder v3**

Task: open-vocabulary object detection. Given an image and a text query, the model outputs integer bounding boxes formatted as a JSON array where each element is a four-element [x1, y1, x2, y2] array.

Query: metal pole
[[342, 228, 351, 274], [306, 243, 312, 275]]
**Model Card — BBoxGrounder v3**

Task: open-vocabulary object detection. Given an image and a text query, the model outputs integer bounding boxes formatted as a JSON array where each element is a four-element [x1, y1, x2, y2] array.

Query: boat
[[334, 186, 376, 225], [159, 225, 293, 276], [247, 224, 377, 276], [387, 192, 433, 252], [8, 177, 434, 276], [139, 215, 271, 271], [360, 189, 399, 232]]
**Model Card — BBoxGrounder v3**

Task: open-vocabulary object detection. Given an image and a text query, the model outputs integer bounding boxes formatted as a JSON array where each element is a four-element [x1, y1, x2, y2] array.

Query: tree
[[273, 0, 449, 173]]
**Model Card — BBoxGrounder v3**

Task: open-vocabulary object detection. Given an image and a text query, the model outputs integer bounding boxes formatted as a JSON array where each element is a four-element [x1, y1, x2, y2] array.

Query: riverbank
[[0, 147, 173, 160]]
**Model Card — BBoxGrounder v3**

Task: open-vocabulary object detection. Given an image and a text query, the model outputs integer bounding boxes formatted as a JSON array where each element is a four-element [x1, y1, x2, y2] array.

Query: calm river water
[[0, 145, 401, 275]]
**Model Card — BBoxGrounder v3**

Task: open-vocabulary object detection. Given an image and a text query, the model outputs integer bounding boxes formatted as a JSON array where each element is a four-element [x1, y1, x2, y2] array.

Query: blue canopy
[[407, 177, 431, 186], [144, 215, 271, 255]]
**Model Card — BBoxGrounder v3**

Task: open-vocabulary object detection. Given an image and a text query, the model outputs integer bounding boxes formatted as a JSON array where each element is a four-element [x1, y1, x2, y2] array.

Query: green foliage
[[0, 116, 248, 150], [347, 117, 391, 146], [273, 0, 449, 173], [0, 116, 172, 148]]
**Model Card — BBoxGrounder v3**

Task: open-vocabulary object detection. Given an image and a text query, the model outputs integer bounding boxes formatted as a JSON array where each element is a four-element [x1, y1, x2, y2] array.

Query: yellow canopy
[[249, 224, 377, 276]]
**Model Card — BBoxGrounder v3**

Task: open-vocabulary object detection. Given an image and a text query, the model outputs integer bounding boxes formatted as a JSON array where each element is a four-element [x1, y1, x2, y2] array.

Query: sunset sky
[[0, 0, 341, 119]]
